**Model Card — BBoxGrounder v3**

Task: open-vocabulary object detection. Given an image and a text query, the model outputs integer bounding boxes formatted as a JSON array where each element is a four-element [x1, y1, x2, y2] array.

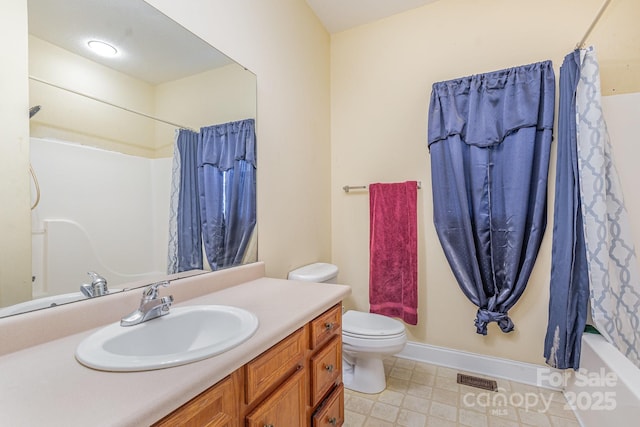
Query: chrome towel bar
[[342, 181, 421, 193]]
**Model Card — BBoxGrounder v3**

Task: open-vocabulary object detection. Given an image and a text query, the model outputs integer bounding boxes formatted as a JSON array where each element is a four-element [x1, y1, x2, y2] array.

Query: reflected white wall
[[30, 138, 171, 297]]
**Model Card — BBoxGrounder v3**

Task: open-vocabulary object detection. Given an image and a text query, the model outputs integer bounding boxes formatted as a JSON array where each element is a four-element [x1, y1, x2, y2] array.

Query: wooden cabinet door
[[310, 335, 341, 406], [312, 384, 344, 427], [309, 304, 341, 349], [245, 327, 305, 405], [153, 373, 238, 427], [246, 368, 306, 427]]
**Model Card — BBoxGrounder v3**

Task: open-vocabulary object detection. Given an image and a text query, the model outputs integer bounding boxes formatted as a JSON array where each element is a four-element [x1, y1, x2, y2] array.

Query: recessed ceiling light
[[87, 40, 118, 57]]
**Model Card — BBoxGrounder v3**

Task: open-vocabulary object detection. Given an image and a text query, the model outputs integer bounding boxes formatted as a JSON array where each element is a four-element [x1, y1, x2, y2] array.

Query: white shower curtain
[[576, 47, 640, 368], [167, 130, 181, 274]]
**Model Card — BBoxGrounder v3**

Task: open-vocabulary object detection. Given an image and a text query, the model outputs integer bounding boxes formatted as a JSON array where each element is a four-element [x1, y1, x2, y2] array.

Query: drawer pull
[[324, 364, 334, 373], [324, 322, 334, 331], [328, 417, 337, 426], [264, 424, 274, 427]]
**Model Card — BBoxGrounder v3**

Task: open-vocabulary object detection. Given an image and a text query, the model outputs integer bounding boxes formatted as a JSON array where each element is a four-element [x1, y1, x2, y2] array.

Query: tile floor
[[344, 357, 580, 427]]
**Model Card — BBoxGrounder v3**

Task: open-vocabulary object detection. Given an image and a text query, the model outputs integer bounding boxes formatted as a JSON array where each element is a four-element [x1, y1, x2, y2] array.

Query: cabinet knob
[[328, 417, 337, 426], [324, 364, 334, 373], [324, 322, 334, 331]]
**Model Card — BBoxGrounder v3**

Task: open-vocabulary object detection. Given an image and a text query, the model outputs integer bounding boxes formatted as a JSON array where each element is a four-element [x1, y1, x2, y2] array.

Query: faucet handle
[[142, 280, 170, 300], [83, 271, 108, 297], [87, 271, 107, 284]]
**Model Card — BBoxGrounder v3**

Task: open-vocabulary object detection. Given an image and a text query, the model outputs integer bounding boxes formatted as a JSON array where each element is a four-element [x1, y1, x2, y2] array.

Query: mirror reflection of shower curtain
[[168, 120, 256, 273], [199, 119, 256, 271], [167, 129, 203, 273]]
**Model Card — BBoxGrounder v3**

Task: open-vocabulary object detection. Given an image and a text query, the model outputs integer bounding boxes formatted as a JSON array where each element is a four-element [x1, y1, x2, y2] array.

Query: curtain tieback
[[475, 309, 514, 335]]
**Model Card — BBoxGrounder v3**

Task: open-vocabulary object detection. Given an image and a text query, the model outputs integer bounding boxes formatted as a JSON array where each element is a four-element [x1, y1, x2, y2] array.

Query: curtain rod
[[576, 0, 613, 49], [343, 181, 422, 193], [28, 75, 196, 131]]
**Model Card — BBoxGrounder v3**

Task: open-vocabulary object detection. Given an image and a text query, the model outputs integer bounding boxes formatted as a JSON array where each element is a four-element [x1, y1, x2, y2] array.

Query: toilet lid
[[342, 310, 405, 337]]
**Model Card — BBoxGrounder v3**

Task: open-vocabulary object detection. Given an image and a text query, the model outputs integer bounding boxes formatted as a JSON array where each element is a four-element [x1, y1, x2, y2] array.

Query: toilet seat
[[343, 330, 406, 340], [342, 310, 406, 337], [342, 331, 407, 350], [341, 310, 407, 394]]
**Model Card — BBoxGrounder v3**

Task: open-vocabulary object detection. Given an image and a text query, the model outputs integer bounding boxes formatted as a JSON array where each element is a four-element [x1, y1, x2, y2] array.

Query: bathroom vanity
[[0, 262, 350, 426], [154, 303, 343, 426]]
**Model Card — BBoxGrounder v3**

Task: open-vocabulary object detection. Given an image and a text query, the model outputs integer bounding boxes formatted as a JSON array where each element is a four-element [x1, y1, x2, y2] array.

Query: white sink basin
[[75, 305, 259, 371]]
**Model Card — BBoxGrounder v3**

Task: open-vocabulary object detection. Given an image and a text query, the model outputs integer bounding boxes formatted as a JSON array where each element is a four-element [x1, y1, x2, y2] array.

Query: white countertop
[[0, 268, 350, 426]]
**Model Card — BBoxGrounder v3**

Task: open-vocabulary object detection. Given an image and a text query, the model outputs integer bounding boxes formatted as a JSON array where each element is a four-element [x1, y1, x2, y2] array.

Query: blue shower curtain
[[547, 48, 640, 370], [198, 119, 256, 270], [543, 51, 589, 369], [169, 129, 203, 273], [428, 61, 555, 335]]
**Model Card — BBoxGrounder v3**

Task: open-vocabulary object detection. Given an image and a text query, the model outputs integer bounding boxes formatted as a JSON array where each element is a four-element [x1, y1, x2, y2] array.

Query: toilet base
[[342, 355, 386, 394]]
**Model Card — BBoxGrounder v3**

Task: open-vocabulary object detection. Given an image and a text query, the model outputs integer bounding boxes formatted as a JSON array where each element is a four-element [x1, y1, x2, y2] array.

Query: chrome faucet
[[80, 271, 109, 298], [120, 281, 174, 327]]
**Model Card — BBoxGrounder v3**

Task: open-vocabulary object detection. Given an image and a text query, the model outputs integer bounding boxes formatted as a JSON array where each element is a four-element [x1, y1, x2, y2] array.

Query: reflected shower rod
[[28, 75, 196, 131]]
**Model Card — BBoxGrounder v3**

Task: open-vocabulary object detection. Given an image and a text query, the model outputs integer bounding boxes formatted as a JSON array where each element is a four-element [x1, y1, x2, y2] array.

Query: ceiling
[[28, 0, 233, 85], [305, 0, 441, 33], [26, 0, 441, 85]]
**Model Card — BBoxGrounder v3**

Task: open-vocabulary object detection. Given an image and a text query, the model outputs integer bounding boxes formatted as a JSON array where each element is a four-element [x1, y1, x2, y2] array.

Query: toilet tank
[[287, 263, 338, 283]]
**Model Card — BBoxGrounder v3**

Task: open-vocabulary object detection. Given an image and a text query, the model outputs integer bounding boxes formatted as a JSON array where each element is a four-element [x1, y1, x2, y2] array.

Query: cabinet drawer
[[310, 304, 342, 349], [245, 327, 305, 404], [312, 383, 344, 427], [245, 368, 306, 427], [310, 335, 341, 406], [153, 373, 237, 427]]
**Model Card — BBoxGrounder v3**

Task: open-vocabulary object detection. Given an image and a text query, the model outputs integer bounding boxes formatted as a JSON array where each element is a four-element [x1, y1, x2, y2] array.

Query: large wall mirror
[[0, 0, 257, 317]]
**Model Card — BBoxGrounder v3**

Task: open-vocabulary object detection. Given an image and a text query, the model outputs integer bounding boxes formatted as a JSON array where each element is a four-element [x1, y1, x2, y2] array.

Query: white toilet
[[288, 262, 407, 394]]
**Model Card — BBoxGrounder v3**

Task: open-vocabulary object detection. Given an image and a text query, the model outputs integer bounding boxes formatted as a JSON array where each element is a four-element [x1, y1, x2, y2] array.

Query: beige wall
[[147, 0, 332, 278], [0, 0, 31, 307], [153, 63, 257, 157], [331, 0, 640, 365]]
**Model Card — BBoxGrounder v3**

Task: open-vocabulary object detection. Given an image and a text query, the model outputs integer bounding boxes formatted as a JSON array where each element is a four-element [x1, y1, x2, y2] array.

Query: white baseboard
[[396, 341, 563, 390]]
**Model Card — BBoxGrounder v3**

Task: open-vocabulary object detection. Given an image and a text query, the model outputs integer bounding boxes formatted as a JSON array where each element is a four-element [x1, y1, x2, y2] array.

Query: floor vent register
[[456, 373, 498, 391]]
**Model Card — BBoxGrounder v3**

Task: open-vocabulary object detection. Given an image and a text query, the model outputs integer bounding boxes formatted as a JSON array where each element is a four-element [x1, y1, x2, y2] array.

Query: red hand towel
[[369, 181, 418, 325]]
